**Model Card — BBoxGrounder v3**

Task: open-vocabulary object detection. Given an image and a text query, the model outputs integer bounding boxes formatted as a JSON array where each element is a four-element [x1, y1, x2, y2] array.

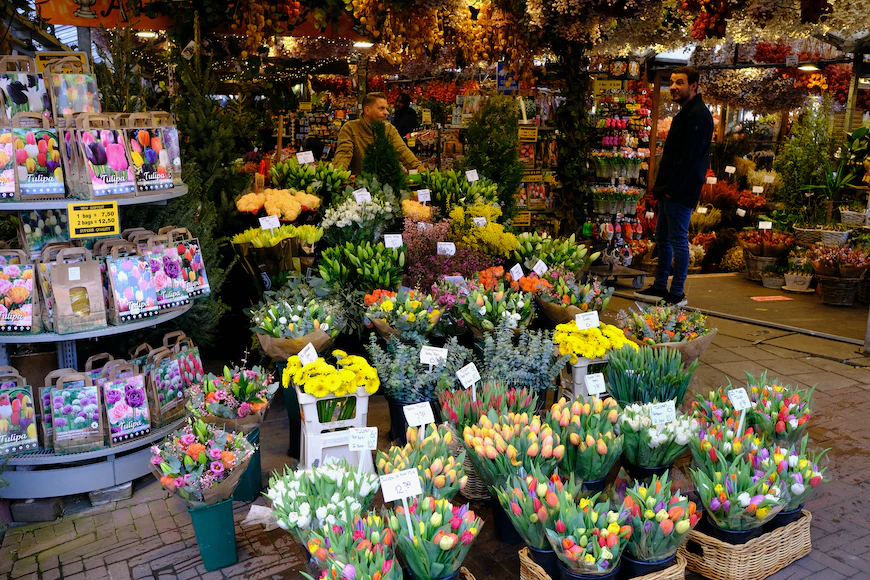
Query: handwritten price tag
[[696, 207, 708, 214], [384, 234, 403, 248], [348, 427, 378, 451], [298, 343, 318, 366], [650, 401, 676, 426], [725, 166, 736, 174], [584, 373, 607, 396], [532, 260, 548, 275], [259, 215, 280, 230], [764, 175, 775, 184], [456, 363, 481, 389], [645, 211, 655, 220], [472, 217, 487, 227], [736, 208, 747, 217], [437, 242, 456, 256], [785, 55, 798, 67], [380, 468, 423, 503], [575, 311, 600, 330], [296, 150, 315, 164], [752, 186, 764, 194], [403, 402, 435, 427], [416, 189, 431, 203], [728, 388, 752, 411], [510, 263, 524, 280], [353, 188, 372, 203], [465, 169, 479, 182], [420, 346, 449, 366], [706, 177, 717, 185], [758, 221, 773, 230]]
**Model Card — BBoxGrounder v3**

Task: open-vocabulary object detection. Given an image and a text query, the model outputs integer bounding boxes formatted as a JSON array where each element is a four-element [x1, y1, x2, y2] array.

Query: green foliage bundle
[[93, 26, 157, 113], [605, 345, 698, 406], [476, 319, 568, 394], [363, 121, 407, 193], [366, 335, 471, 401]]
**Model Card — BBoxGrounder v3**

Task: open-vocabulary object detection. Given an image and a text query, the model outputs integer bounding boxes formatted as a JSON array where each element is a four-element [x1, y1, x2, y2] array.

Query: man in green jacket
[[332, 91, 424, 175]]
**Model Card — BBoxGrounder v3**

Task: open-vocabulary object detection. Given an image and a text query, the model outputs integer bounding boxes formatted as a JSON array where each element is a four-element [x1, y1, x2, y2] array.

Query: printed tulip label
[[728, 388, 752, 411], [0, 386, 38, 455], [584, 373, 607, 396], [12, 128, 65, 196], [437, 242, 456, 256], [0, 128, 15, 199], [0, 73, 49, 120], [403, 402, 435, 427], [510, 263, 524, 280], [419, 346, 448, 366], [298, 342, 318, 366], [348, 427, 378, 451], [381, 468, 423, 503], [0, 264, 34, 332], [416, 189, 430, 203], [126, 128, 173, 191], [146, 243, 190, 310], [77, 128, 136, 195], [383, 234, 403, 248], [575, 311, 600, 331], [104, 375, 151, 445], [456, 363, 481, 389], [107, 255, 160, 323], [650, 401, 676, 426]]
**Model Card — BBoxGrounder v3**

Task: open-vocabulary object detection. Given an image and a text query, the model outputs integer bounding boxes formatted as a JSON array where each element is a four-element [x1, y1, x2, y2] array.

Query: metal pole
[[845, 52, 861, 134], [76, 26, 91, 58]]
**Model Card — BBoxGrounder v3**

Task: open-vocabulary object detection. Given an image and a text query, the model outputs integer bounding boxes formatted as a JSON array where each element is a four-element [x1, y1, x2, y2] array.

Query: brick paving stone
[[108, 561, 133, 580], [90, 565, 110, 580], [136, 520, 159, 539], [96, 526, 119, 541], [10, 555, 38, 578], [804, 357, 857, 372], [74, 515, 96, 535], [148, 500, 172, 521], [112, 508, 135, 529], [42, 569, 61, 580], [38, 553, 59, 571], [160, 530, 182, 545], [116, 523, 139, 542], [725, 345, 783, 361], [177, 568, 200, 580], [94, 511, 115, 527], [104, 537, 164, 565], [132, 563, 153, 579], [66, 572, 87, 580], [762, 357, 821, 376], [155, 516, 176, 533], [131, 503, 152, 519], [710, 360, 773, 380], [166, 497, 187, 516], [62, 559, 84, 574], [36, 532, 96, 563], [698, 346, 747, 364], [84, 555, 106, 569], [17, 529, 77, 558], [792, 371, 857, 391]]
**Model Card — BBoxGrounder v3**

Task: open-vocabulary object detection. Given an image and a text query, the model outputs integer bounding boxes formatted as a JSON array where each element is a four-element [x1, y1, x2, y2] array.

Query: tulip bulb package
[[50, 248, 107, 335], [145, 236, 190, 310], [126, 128, 173, 191], [76, 128, 136, 196], [147, 355, 186, 426], [0, 128, 15, 199], [0, 262, 35, 332], [48, 73, 101, 124], [49, 384, 104, 454], [104, 374, 151, 445], [106, 251, 160, 324], [0, 385, 38, 455], [0, 73, 49, 121], [167, 229, 209, 298], [151, 112, 182, 185], [19, 209, 70, 257], [12, 127, 64, 197]]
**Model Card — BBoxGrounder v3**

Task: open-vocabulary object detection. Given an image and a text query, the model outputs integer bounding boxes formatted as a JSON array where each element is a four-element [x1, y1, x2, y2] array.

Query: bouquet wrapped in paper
[[249, 296, 339, 360], [186, 365, 277, 433]]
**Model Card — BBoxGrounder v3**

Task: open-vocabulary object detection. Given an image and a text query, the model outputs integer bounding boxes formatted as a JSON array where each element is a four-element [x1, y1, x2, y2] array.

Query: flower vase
[[765, 504, 804, 531], [622, 458, 672, 482], [187, 498, 238, 571], [491, 499, 524, 544], [232, 427, 262, 501], [527, 545, 559, 579], [557, 559, 621, 580], [581, 477, 607, 493], [620, 553, 676, 578]]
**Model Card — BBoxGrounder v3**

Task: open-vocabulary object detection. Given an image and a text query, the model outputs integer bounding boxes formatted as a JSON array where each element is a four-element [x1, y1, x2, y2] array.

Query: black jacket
[[653, 93, 714, 208], [392, 107, 419, 140]]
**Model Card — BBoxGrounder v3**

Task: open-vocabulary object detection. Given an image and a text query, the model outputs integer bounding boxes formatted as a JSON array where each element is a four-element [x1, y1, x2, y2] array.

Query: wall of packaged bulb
[[583, 78, 653, 267]]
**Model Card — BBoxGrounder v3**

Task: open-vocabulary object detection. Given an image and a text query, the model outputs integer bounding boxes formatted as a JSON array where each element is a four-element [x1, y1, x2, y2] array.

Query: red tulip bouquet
[[546, 495, 632, 575], [745, 373, 813, 445], [304, 511, 401, 580], [439, 381, 537, 431], [689, 424, 765, 476]]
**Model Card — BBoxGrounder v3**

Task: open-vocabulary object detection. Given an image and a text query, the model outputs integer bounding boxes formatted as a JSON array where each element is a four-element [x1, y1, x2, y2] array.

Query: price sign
[[752, 186, 764, 194], [510, 263, 524, 280], [296, 150, 316, 164], [728, 388, 752, 411], [68, 202, 120, 239], [456, 363, 481, 389], [353, 188, 372, 203], [645, 211, 655, 220], [706, 177, 717, 185], [403, 402, 435, 427], [416, 189, 431, 203], [407, 138, 416, 148], [472, 217, 487, 228], [437, 242, 456, 256], [380, 468, 423, 503], [575, 311, 600, 330], [584, 373, 607, 396], [758, 221, 773, 230], [409, 169, 418, 175], [650, 401, 676, 426], [299, 102, 313, 112], [736, 208, 747, 217], [259, 215, 280, 230], [518, 126, 539, 142], [725, 166, 736, 174], [532, 260, 548, 276], [465, 170, 479, 182], [420, 346, 449, 366], [764, 175, 776, 184], [696, 207, 708, 214], [786, 55, 798, 67], [384, 234, 403, 248], [298, 343, 318, 366], [421, 109, 432, 124], [348, 427, 378, 451]]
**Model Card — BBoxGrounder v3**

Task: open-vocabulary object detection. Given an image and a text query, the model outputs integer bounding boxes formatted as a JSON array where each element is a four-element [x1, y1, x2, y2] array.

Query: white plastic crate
[[294, 386, 374, 472], [557, 357, 609, 401]]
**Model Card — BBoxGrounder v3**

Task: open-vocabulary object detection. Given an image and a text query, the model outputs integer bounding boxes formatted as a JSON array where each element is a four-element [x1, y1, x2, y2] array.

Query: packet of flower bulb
[[144, 235, 190, 311], [103, 364, 152, 446], [0, 375, 39, 456], [49, 373, 105, 454], [49, 247, 107, 334], [150, 112, 183, 186], [0, 127, 15, 199], [11, 113, 64, 199], [165, 227, 209, 299], [74, 114, 136, 198], [146, 349, 186, 427], [105, 244, 159, 325], [0, 250, 37, 334], [121, 114, 174, 192], [0, 56, 50, 125]]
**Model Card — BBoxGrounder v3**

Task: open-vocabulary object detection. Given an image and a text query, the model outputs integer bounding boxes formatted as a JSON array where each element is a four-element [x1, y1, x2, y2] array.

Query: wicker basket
[[679, 510, 812, 580], [817, 275, 861, 306], [743, 250, 779, 282], [460, 567, 476, 580], [445, 424, 491, 501], [820, 229, 851, 246], [519, 548, 687, 580], [840, 210, 867, 226], [793, 226, 822, 245]]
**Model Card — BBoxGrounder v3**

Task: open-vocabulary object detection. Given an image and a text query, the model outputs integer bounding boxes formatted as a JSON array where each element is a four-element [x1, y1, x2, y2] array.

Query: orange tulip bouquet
[[187, 366, 277, 434]]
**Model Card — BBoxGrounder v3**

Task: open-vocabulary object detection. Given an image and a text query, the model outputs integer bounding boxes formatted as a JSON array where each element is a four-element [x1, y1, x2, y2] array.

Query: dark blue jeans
[[654, 197, 692, 296]]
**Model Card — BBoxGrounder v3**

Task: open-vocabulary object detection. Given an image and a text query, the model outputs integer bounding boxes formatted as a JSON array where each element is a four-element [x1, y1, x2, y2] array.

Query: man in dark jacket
[[392, 93, 419, 140], [636, 66, 714, 306]]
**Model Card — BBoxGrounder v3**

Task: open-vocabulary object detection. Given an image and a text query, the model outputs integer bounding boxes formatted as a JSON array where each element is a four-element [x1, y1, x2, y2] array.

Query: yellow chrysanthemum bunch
[[402, 199, 433, 222], [449, 204, 519, 257], [282, 349, 380, 398], [553, 322, 638, 363]]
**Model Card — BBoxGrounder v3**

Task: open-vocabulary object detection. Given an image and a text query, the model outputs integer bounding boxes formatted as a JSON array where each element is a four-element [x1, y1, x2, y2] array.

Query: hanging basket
[[817, 275, 861, 306], [743, 250, 779, 282]]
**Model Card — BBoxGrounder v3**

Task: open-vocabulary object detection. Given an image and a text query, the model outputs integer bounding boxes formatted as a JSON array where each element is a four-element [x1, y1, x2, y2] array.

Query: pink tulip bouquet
[[752, 436, 827, 511]]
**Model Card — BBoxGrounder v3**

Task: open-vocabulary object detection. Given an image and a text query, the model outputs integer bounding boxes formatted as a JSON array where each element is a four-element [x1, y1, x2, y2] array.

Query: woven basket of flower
[[519, 548, 687, 580], [460, 567, 476, 580], [679, 510, 811, 580]]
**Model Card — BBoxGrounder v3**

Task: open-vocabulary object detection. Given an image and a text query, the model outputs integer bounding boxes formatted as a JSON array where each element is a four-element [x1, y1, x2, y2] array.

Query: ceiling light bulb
[[353, 41, 374, 48], [136, 31, 159, 39], [798, 64, 820, 72]]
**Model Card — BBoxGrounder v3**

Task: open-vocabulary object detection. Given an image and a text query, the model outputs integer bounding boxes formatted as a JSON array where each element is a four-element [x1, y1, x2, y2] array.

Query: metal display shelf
[[0, 184, 188, 211], [1, 417, 187, 499]]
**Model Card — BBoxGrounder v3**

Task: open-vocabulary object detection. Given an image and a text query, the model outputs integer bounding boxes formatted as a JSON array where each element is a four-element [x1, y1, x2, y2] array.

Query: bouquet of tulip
[[622, 473, 700, 562], [390, 497, 483, 580], [462, 410, 564, 488], [376, 424, 468, 501], [458, 281, 533, 335], [249, 297, 337, 340], [187, 366, 278, 433], [538, 269, 614, 323], [364, 287, 441, 340], [745, 373, 813, 445], [266, 458, 380, 545], [150, 418, 256, 507], [689, 424, 764, 475], [439, 381, 538, 430], [618, 404, 699, 468], [692, 388, 741, 429], [616, 304, 711, 345], [304, 511, 402, 580], [494, 468, 584, 549], [690, 455, 784, 531], [546, 397, 623, 482], [752, 436, 827, 511], [553, 321, 638, 364], [546, 496, 632, 575]]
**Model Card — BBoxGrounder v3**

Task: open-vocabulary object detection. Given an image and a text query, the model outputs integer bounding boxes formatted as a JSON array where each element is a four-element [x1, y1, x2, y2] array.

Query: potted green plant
[[784, 261, 814, 292], [760, 264, 788, 289]]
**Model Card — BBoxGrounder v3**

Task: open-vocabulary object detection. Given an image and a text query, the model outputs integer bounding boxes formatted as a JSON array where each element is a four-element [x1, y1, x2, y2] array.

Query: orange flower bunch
[[364, 289, 397, 308]]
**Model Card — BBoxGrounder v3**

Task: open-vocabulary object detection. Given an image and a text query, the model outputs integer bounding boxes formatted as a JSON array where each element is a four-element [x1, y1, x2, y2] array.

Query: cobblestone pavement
[[3, 315, 870, 579]]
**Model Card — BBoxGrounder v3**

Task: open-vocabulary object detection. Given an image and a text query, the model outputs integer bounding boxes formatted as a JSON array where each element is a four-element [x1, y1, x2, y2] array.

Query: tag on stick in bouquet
[[728, 388, 752, 411], [510, 263, 524, 280], [298, 343, 318, 366], [532, 260, 548, 275], [380, 468, 423, 537], [420, 346, 448, 366], [736, 208, 747, 217], [403, 402, 435, 427], [696, 207, 708, 214], [456, 362, 481, 389], [416, 189, 431, 203], [296, 151, 316, 164], [706, 177, 717, 185], [437, 242, 456, 256], [443, 275, 464, 286], [758, 221, 773, 230], [725, 166, 736, 174], [584, 373, 607, 397], [259, 215, 280, 230], [650, 401, 676, 426], [575, 311, 600, 330], [384, 234, 403, 248], [353, 188, 372, 203], [764, 175, 775, 184], [472, 217, 487, 228], [348, 427, 378, 451], [465, 170, 479, 182], [752, 186, 764, 194]]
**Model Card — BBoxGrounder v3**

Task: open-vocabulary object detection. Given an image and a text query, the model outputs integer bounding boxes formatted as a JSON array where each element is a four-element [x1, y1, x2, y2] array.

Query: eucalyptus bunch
[[605, 345, 697, 406]]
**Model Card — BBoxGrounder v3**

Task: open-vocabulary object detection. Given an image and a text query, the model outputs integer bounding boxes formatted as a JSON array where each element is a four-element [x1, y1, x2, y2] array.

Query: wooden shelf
[[0, 184, 188, 211]]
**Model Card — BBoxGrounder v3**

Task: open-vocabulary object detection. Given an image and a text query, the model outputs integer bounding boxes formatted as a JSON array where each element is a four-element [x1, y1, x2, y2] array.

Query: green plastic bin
[[187, 497, 238, 571], [233, 428, 262, 501], [278, 362, 302, 459]]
